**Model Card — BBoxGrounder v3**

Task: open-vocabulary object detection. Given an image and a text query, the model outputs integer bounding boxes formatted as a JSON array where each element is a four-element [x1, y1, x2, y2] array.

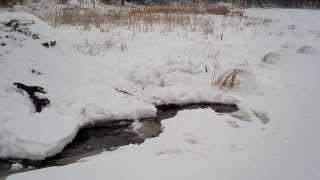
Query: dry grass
[[213, 68, 252, 89], [130, 4, 229, 15], [229, 10, 244, 17], [130, 5, 197, 14], [206, 4, 231, 15], [41, 4, 237, 30]]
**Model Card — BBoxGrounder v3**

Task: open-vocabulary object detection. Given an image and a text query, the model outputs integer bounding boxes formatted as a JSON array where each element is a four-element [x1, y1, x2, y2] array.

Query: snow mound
[[261, 52, 280, 64], [138, 85, 236, 105], [77, 89, 157, 126], [127, 60, 207, 88], [297, 45, 316, 54], [0, 12, 78, 160], [0, 85, 78, 160]]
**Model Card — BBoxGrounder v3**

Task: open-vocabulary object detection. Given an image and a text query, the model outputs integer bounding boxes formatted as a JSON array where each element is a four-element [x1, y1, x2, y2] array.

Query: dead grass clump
[[206, 4, 230, 15], [214, 68, 252, 89]]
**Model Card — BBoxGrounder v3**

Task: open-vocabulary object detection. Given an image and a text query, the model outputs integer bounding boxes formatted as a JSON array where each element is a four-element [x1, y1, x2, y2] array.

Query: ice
[[10, 163, 23, 172]]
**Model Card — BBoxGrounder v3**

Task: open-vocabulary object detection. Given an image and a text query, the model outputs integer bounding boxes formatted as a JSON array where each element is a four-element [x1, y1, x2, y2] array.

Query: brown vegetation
[[43, 4, 237, 29], [214, 68, 252, 89]]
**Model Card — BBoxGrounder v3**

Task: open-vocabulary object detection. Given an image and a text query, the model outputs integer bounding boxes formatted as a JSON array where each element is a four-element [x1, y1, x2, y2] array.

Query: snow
[[7, 108, 267, 180], [0, 12, 157, 160], [0, 6, 320, 180], [9, 163, 23, 172]]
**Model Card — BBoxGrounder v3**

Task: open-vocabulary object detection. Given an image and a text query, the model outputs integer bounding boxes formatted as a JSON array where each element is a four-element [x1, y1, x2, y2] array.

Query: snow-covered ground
[[0, 7, 320, 180]]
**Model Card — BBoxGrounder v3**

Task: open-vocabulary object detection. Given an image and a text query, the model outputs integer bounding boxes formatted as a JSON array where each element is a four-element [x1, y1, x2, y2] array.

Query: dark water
[[0, 102, 238, 178]]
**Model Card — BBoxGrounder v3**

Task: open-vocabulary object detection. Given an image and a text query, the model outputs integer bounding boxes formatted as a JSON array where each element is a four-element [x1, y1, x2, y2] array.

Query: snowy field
[[0, 6, 320, 180]]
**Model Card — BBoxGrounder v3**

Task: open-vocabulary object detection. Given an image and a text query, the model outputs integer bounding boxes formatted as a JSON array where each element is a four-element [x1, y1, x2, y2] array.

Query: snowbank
[[7, 108, 267, 180], [0, 12, 157, 160]]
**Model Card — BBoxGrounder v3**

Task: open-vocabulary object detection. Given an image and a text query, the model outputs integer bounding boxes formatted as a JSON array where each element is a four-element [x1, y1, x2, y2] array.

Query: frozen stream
[[0, 102, 238, 178]]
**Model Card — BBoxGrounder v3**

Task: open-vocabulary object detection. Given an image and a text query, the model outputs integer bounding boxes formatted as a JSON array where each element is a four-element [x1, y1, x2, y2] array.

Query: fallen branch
[[114, 88, 133, 96], [13, 82, 50, 113]]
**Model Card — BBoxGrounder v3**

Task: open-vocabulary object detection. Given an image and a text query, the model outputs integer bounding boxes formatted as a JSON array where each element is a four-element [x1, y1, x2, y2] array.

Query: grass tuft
[[214, 68, 252, 89]]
